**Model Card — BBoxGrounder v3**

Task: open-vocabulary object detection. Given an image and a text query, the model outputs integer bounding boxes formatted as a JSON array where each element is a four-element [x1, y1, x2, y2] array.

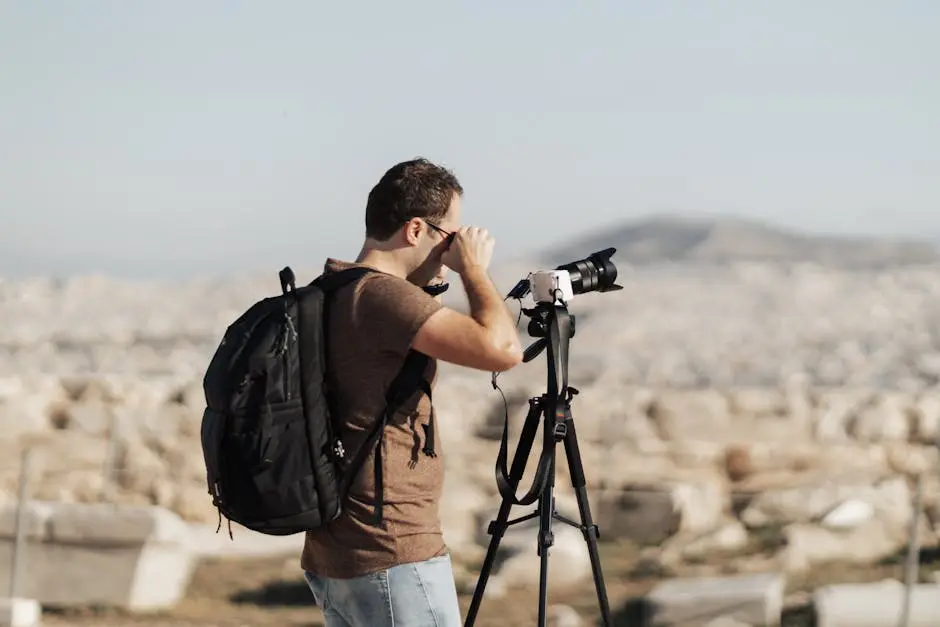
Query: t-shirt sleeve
[[355, 274, 444, 354]]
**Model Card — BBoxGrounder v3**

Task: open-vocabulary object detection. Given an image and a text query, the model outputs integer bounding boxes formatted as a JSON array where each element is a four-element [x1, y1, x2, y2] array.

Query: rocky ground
[[3, 258, 940, 624], [34, 541, 940, 626]]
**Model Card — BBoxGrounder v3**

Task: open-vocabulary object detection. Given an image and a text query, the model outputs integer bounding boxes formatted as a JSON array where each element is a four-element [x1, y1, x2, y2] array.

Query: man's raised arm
[[412, 227, 523, 372]]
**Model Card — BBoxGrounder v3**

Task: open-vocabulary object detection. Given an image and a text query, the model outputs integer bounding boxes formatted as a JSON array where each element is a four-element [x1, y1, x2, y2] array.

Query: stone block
[[0, 598, 41, 627], [595, 486, 680, 545], [595, 476, 727, 546], [0, 501, 196, 611], [644, 572, 785, 626], [813, 580, 940, 627]]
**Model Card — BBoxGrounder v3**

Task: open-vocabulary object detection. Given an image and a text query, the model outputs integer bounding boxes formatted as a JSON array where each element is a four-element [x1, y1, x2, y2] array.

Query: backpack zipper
[[281, 312, 298, 400]]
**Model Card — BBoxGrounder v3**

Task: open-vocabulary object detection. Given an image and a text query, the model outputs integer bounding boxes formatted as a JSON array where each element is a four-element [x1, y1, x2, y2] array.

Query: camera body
[[507, 247, 623, 306], [529, 270, 575, 304]]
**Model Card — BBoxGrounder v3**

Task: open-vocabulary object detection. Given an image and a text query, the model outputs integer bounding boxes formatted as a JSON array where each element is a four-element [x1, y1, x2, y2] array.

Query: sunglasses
[[423, 220, 455, 248]]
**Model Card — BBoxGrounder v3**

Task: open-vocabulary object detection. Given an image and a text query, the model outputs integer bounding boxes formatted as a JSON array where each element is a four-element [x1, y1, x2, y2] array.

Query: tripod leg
[[464, 398, 545, 627], [537, 419, 557, 627], [562, 415, 613, 626]]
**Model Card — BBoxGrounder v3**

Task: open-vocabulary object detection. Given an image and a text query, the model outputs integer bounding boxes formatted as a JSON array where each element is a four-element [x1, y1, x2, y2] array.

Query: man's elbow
[[490, 342, 524, 372]]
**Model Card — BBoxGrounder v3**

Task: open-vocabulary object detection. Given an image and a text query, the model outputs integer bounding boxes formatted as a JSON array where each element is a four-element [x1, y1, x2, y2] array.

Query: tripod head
[[521, 302, 574, 403], [520, 303, 576, 364]]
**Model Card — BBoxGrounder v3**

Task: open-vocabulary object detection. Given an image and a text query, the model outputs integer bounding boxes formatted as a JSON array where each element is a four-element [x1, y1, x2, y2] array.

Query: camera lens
[[556, 247, 622, 296]]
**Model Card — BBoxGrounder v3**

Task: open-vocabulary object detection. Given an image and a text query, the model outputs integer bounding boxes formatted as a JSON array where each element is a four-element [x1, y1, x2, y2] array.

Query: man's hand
[[440, 227, 494, 276]]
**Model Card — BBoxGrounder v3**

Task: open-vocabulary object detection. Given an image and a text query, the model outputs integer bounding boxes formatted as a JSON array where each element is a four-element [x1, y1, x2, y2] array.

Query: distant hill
[[538, 214, 940, 269]]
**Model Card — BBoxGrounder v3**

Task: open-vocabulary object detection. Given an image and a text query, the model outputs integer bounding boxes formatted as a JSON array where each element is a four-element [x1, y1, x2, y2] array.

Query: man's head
[[363, 158, 463, 285]]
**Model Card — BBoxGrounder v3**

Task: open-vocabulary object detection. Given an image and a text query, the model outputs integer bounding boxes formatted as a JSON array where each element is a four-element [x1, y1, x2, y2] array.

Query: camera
[[509, 247, 623, 305]]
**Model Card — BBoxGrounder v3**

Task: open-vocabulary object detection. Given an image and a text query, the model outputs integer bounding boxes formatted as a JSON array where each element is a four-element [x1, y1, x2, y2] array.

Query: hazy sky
[[1, 1, 937, 279]]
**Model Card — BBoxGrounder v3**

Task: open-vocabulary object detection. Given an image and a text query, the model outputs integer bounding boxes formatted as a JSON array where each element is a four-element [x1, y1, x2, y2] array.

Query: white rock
[[811, 388, 870, 441], [645, 572, 786, 627], [489, 524, 592, 591], [62, 400, 114, 435], [546, 604, 582, 627], [911, 391, 940, 444], [814, 579, 940, 627], [779, 516, 910, 573], [0, 597, 41, 627], [849, 391, 914, 442], [595, 474, 727, 545], [0, 501, 196, 611], [727, 387, 788, 417], [647, 389, 732, 443], [0, 376, 64, 437], [741, 475, 910, 530], [474, 494, 594, 591], [820, 499, 874, 529], [439, 471, 489, 558], [884, 441, 939, 476], [664, 519, 749, 564]]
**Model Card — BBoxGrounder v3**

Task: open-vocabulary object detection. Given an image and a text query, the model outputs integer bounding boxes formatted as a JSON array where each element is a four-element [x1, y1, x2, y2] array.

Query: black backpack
[[200, 265, 432, 537]]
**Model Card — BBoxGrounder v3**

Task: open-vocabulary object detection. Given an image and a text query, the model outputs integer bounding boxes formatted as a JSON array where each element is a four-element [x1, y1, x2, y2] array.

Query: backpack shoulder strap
[[340, 349, 429, 479], [312, 266, 376, 293], [385, 350, 431, 409], [339, 349, 431, 526]]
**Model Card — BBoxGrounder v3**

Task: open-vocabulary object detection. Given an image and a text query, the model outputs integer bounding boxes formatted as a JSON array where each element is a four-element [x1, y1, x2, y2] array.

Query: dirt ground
[[39, 539, 936, 627]]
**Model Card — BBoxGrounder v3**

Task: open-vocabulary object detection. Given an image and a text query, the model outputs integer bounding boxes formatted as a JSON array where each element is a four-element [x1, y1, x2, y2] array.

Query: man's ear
[[403, 218, 423, 247]]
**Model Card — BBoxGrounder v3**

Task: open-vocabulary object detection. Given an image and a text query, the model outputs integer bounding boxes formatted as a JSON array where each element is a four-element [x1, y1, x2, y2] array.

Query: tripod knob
[[522, 338, 547, 363], [538, 529, 555, 553]]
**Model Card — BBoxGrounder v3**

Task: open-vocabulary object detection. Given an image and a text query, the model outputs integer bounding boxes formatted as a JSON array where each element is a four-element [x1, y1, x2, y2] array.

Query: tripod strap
[[493, 304, 575, 506], [550, 305, 571, 395], [494, 397, 557, 507]]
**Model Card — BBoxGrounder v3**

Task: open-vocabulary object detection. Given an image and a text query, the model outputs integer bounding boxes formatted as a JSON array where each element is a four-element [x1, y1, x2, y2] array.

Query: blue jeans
[[304, 554, 463, 627]]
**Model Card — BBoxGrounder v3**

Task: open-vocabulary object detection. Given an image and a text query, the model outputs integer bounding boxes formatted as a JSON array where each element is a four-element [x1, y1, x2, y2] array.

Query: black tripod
[[464, 301, 612, 627]]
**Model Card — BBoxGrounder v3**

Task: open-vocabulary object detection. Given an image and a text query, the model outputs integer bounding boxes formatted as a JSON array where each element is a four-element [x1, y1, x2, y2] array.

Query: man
[[302, 158, 523, 626]]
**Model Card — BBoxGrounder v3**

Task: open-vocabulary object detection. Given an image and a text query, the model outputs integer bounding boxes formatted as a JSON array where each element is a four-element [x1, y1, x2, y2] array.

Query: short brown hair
[[365, 158, 463, 241]]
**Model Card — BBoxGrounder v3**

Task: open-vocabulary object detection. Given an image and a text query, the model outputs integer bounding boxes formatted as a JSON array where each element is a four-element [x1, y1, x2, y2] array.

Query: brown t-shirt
[[300, 258, 447, 579]]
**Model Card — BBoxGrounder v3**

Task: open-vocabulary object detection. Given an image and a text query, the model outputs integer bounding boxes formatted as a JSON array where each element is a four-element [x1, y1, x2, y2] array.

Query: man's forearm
[[461, 265, 522, 353]]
